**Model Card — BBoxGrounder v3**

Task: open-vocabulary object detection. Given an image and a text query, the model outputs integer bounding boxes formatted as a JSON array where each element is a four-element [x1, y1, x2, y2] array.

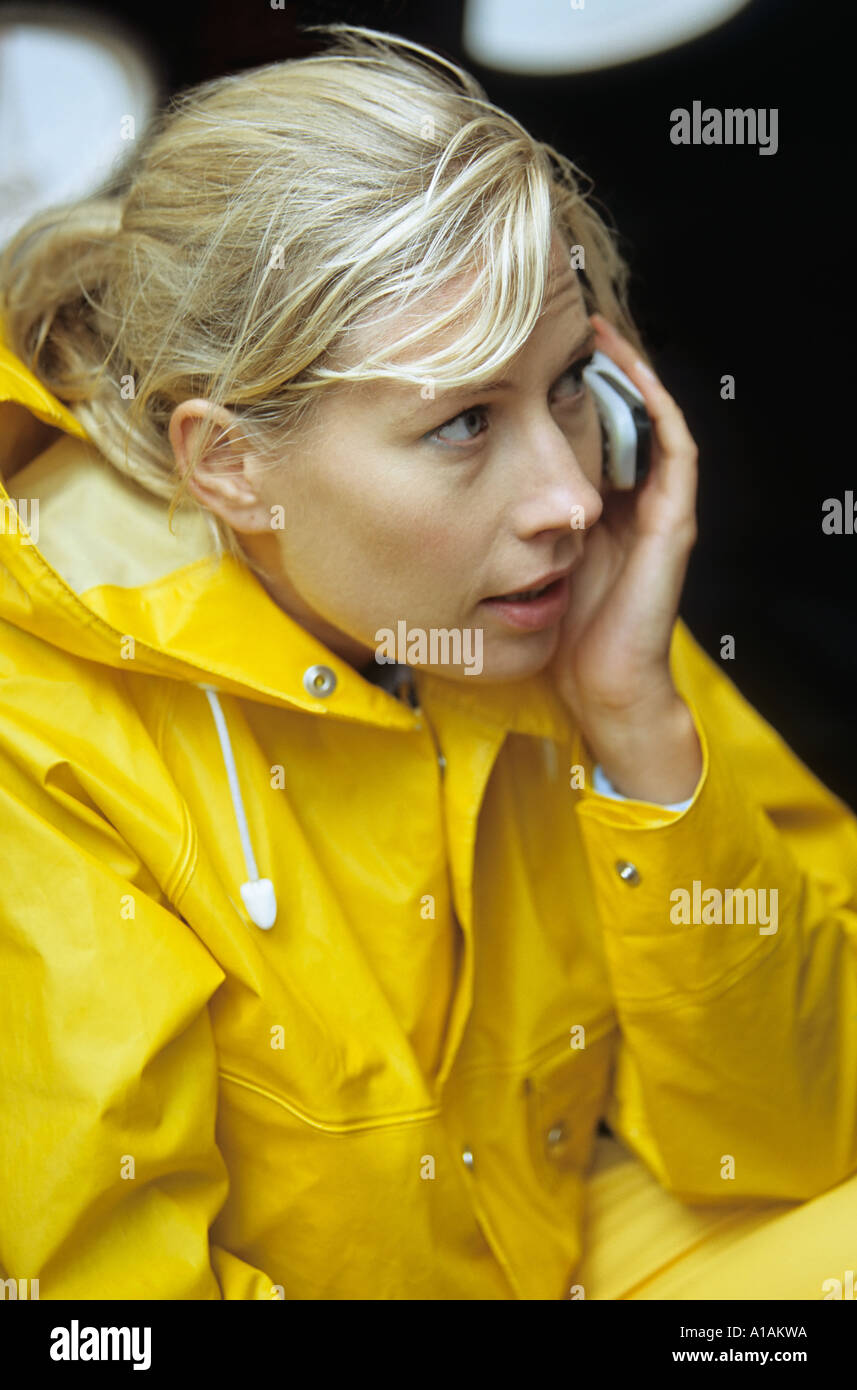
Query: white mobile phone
[[582, 349, 652, 490]]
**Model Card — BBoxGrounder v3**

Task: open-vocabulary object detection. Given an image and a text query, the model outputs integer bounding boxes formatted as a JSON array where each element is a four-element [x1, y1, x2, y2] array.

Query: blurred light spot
[[0, 12, 157, 247], [463, 0, 754, 75]]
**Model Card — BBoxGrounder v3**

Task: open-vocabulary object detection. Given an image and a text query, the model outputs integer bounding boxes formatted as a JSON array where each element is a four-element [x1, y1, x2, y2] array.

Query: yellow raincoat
[[2, 339, 857, 1301]]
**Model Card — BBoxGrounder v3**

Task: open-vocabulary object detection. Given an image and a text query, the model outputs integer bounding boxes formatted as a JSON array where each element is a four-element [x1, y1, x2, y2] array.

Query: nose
[[510, 424, 604, 540]]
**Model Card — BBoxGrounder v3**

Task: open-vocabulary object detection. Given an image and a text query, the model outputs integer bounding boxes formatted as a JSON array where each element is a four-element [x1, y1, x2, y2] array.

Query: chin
[[430, 626, 560, 686]]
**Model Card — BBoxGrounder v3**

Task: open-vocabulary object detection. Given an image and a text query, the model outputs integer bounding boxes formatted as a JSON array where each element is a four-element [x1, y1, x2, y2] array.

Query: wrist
[[582, 696, 702, 805]]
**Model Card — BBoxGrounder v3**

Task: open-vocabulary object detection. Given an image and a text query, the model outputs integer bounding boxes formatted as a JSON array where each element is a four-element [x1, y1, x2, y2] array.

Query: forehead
[[539, 256, 586, 326], [330, 233, 587, 397]]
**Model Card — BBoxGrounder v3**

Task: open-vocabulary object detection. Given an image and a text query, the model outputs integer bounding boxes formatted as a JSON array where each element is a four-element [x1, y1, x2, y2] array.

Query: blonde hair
[[0, 22, 648, 565]]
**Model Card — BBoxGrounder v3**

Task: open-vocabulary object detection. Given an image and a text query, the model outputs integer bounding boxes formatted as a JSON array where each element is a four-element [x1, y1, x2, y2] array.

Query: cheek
[[281, 453, 466, 578]]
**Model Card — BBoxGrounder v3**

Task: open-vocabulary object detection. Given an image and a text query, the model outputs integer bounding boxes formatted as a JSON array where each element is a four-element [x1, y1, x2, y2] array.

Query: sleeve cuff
[[591, 760, 696, 813]]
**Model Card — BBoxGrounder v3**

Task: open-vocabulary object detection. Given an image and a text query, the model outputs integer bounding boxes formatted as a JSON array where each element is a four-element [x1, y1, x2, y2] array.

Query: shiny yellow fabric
[[0, 337, 88, 439], [2, 350, 857, 1300]]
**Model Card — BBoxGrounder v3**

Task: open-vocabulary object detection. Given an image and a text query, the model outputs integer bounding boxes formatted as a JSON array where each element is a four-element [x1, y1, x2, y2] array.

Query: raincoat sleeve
[[0, 775, 277, 1300], [573, 617, 857, 1204]]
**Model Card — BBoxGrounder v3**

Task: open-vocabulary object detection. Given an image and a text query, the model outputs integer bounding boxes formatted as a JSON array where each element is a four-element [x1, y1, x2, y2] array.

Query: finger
[[590, 314, 697, 530], [587, 317, 696, 638], [610, 527, 695, 661], [636, 379, 699, 529]]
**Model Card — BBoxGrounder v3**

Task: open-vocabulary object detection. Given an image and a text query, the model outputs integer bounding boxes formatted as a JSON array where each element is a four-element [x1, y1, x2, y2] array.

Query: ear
[[168, 399, 273, 533]]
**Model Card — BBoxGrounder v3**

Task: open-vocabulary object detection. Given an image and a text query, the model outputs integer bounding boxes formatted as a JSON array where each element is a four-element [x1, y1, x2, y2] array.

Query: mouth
[[480, 572, 572, 632], [484, 564, 575, 604], [489, 579, 559, 603]]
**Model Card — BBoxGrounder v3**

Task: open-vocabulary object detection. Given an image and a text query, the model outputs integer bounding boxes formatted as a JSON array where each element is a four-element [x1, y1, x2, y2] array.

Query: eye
[[551, 352, 594, 403], [425, 349, 595, 447], [429, 406, 488, 445]]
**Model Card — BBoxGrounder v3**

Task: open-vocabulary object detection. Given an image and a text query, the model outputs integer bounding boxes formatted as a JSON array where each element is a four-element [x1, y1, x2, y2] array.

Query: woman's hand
[[550, 313, 703, 804]]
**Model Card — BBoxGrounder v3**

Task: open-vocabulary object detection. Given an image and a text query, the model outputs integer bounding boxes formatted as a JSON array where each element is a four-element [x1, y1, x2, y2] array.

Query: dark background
[[6, 0, 854, 807]]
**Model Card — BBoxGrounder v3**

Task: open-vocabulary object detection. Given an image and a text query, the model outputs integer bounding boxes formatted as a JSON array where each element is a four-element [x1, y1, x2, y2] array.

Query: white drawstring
[[198, 683, 277, 929]]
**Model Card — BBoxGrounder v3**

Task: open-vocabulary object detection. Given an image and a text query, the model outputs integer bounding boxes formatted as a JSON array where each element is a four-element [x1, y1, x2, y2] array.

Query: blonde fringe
[[0, 22, 646, 568]]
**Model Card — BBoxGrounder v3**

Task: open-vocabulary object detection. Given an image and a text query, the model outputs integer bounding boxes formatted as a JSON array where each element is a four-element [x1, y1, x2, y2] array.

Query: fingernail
[[634, 359, 658, 382]]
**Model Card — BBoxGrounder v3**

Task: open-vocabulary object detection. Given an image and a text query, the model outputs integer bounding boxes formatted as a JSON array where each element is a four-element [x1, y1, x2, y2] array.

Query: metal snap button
[[302, 665, 337, 698], [615, 859, 641, 886], [547, 1122, 567, 1147], [461, 1147, 474, 1170], [437, 752, 446, 773]]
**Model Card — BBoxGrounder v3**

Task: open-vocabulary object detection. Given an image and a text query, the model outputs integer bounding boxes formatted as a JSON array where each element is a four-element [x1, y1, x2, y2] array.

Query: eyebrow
[[389, 324, 598, 426]]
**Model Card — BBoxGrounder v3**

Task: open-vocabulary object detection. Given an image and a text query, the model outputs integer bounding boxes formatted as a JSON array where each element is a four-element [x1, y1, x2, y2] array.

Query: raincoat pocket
[[524, 1027, 615, 1190]]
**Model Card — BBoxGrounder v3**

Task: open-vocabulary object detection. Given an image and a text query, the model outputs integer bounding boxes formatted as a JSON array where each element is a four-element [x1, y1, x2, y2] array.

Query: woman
[[1, 24, 856, 1301]]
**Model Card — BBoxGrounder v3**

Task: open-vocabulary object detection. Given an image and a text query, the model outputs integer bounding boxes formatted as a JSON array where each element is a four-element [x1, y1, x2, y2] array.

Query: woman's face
[[235, 234, 606, 683]]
